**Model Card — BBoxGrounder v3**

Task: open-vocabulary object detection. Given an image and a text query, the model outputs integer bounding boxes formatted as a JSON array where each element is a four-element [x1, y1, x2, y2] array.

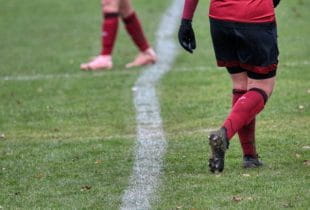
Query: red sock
[[223, 88, 268, 140], [101, 13, 119, 55], [238, 119, 257, 157], [232, 89, 257, 157], [123, 12, 149, 52]]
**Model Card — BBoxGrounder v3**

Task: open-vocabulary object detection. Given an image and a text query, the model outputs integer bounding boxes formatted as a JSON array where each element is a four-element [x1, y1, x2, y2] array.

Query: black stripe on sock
[[104, 13, 119, 19], [249, 88, 268, 104], [232, 89, 247, 94]]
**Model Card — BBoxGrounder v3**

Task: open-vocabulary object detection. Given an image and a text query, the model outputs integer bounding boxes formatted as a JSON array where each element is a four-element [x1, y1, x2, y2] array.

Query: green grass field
[[0, 0, 309, 209]]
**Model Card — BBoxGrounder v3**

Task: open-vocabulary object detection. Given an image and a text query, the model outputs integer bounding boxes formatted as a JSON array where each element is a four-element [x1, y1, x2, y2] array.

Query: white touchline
[[0, 61, 309, 82], [0, 71, 133, 81], [120, 0, 182, 209]]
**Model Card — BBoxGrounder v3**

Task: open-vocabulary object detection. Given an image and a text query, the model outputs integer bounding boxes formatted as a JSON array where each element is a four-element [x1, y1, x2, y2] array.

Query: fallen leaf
[[242, 173, 251, 177], [295, 153, 301, 158], [298, 105, 304, 110], [303, 160, 310, 166], [176, 206, 183, 209], [72, 156, 80, 162], [95, 160, 103, 164], [34, 173, 45, 179], [53, 128, 60, 132], [246, 197, 253, 201], [283, 202, 294, 208], [232, 196, 243, 202], [81, 185, 92, 191]]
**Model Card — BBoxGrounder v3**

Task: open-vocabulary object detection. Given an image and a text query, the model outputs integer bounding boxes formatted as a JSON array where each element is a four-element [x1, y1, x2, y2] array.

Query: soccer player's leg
[[120, 0, 157, 68], [222, 78, 272, 146], [80, 0, 120, 70], [227, 69, 262, 168], [221, 75, 275, 165], [238, 117, 261, 168], [239, 22, 278, 167], [209, 68, 247, 173], [222, 70, 276, 168], [210, 20, 279, 172], [208, 19, 240, 173], [227, 69, 259, 167], [240, 70, 277, 168]]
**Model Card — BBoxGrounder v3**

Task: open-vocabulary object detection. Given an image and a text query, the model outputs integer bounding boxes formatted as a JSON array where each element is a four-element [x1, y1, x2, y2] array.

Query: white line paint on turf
[[1, 61, 310, 82], [120, 1, 182, 209], [0, 73, 83, 81], [0, 71, 133, 81], [17, 127, 217, 142]]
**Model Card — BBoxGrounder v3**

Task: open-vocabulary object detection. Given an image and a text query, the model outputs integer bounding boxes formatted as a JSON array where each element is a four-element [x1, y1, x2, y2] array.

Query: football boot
[[208, 128, 229, 173], [243, 155, 263, 168]]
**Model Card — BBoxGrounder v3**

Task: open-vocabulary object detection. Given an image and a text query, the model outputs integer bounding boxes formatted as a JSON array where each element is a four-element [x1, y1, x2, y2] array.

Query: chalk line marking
[[0, 61, 309, 82], [120, 0, 182, 209], [12, 127, 216, 142], [0, 71, 133, 81]]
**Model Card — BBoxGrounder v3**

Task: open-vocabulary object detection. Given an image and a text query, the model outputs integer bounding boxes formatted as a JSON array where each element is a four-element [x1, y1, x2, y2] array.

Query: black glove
[[178, 19, 196, 53], [273, 0, 281, 7]]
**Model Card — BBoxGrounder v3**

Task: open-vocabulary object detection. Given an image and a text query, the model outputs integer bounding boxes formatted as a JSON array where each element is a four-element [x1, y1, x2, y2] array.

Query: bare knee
[[247, 77, 276, 97], [102, 0, 120, 14], [230, 72, 248, 90], [119, 0, 134, 18]]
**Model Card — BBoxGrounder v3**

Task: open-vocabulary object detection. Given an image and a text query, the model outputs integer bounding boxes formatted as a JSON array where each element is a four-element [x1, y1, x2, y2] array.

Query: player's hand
[[178, 19, 196, 54], [273, 0, 281, 7]]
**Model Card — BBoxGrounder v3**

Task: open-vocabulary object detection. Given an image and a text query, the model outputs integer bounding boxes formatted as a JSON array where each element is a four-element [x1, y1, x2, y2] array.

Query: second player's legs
[[81, 0, 157, 70], [119, 0, 134, 18], [101, 0, 121, 56], [80, 0, 120, 70], [119, 0, 157, 68], [102, 0, 120, 13]]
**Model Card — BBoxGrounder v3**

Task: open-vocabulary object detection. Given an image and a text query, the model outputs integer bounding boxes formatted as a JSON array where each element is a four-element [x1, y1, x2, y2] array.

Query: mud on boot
[[208, 127, 229, 173]]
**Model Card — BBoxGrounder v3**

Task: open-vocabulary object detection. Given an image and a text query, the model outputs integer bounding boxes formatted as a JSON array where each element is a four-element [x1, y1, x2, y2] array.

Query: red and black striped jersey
[[209, 0, 275, 23], [182, 0, 276, 23]]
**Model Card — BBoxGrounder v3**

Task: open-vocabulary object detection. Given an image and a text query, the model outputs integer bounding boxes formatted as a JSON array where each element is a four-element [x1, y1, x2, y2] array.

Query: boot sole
[[208, 135, 225, 173]]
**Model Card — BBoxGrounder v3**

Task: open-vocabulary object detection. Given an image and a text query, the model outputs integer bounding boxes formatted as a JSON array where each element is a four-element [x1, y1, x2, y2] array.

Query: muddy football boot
[[243, 155, 263, 168], [208, 127, 229, 173]]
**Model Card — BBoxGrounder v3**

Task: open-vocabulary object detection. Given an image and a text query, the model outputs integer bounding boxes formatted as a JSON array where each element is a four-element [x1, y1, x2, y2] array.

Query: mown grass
[[0, 0, 169, 208], [156, 0, 310, 209], [0, 0, 309, 209]]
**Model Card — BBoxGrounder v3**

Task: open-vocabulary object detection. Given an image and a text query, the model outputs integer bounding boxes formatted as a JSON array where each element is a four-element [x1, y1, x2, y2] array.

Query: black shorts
[[210, 18, 279, 79]]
